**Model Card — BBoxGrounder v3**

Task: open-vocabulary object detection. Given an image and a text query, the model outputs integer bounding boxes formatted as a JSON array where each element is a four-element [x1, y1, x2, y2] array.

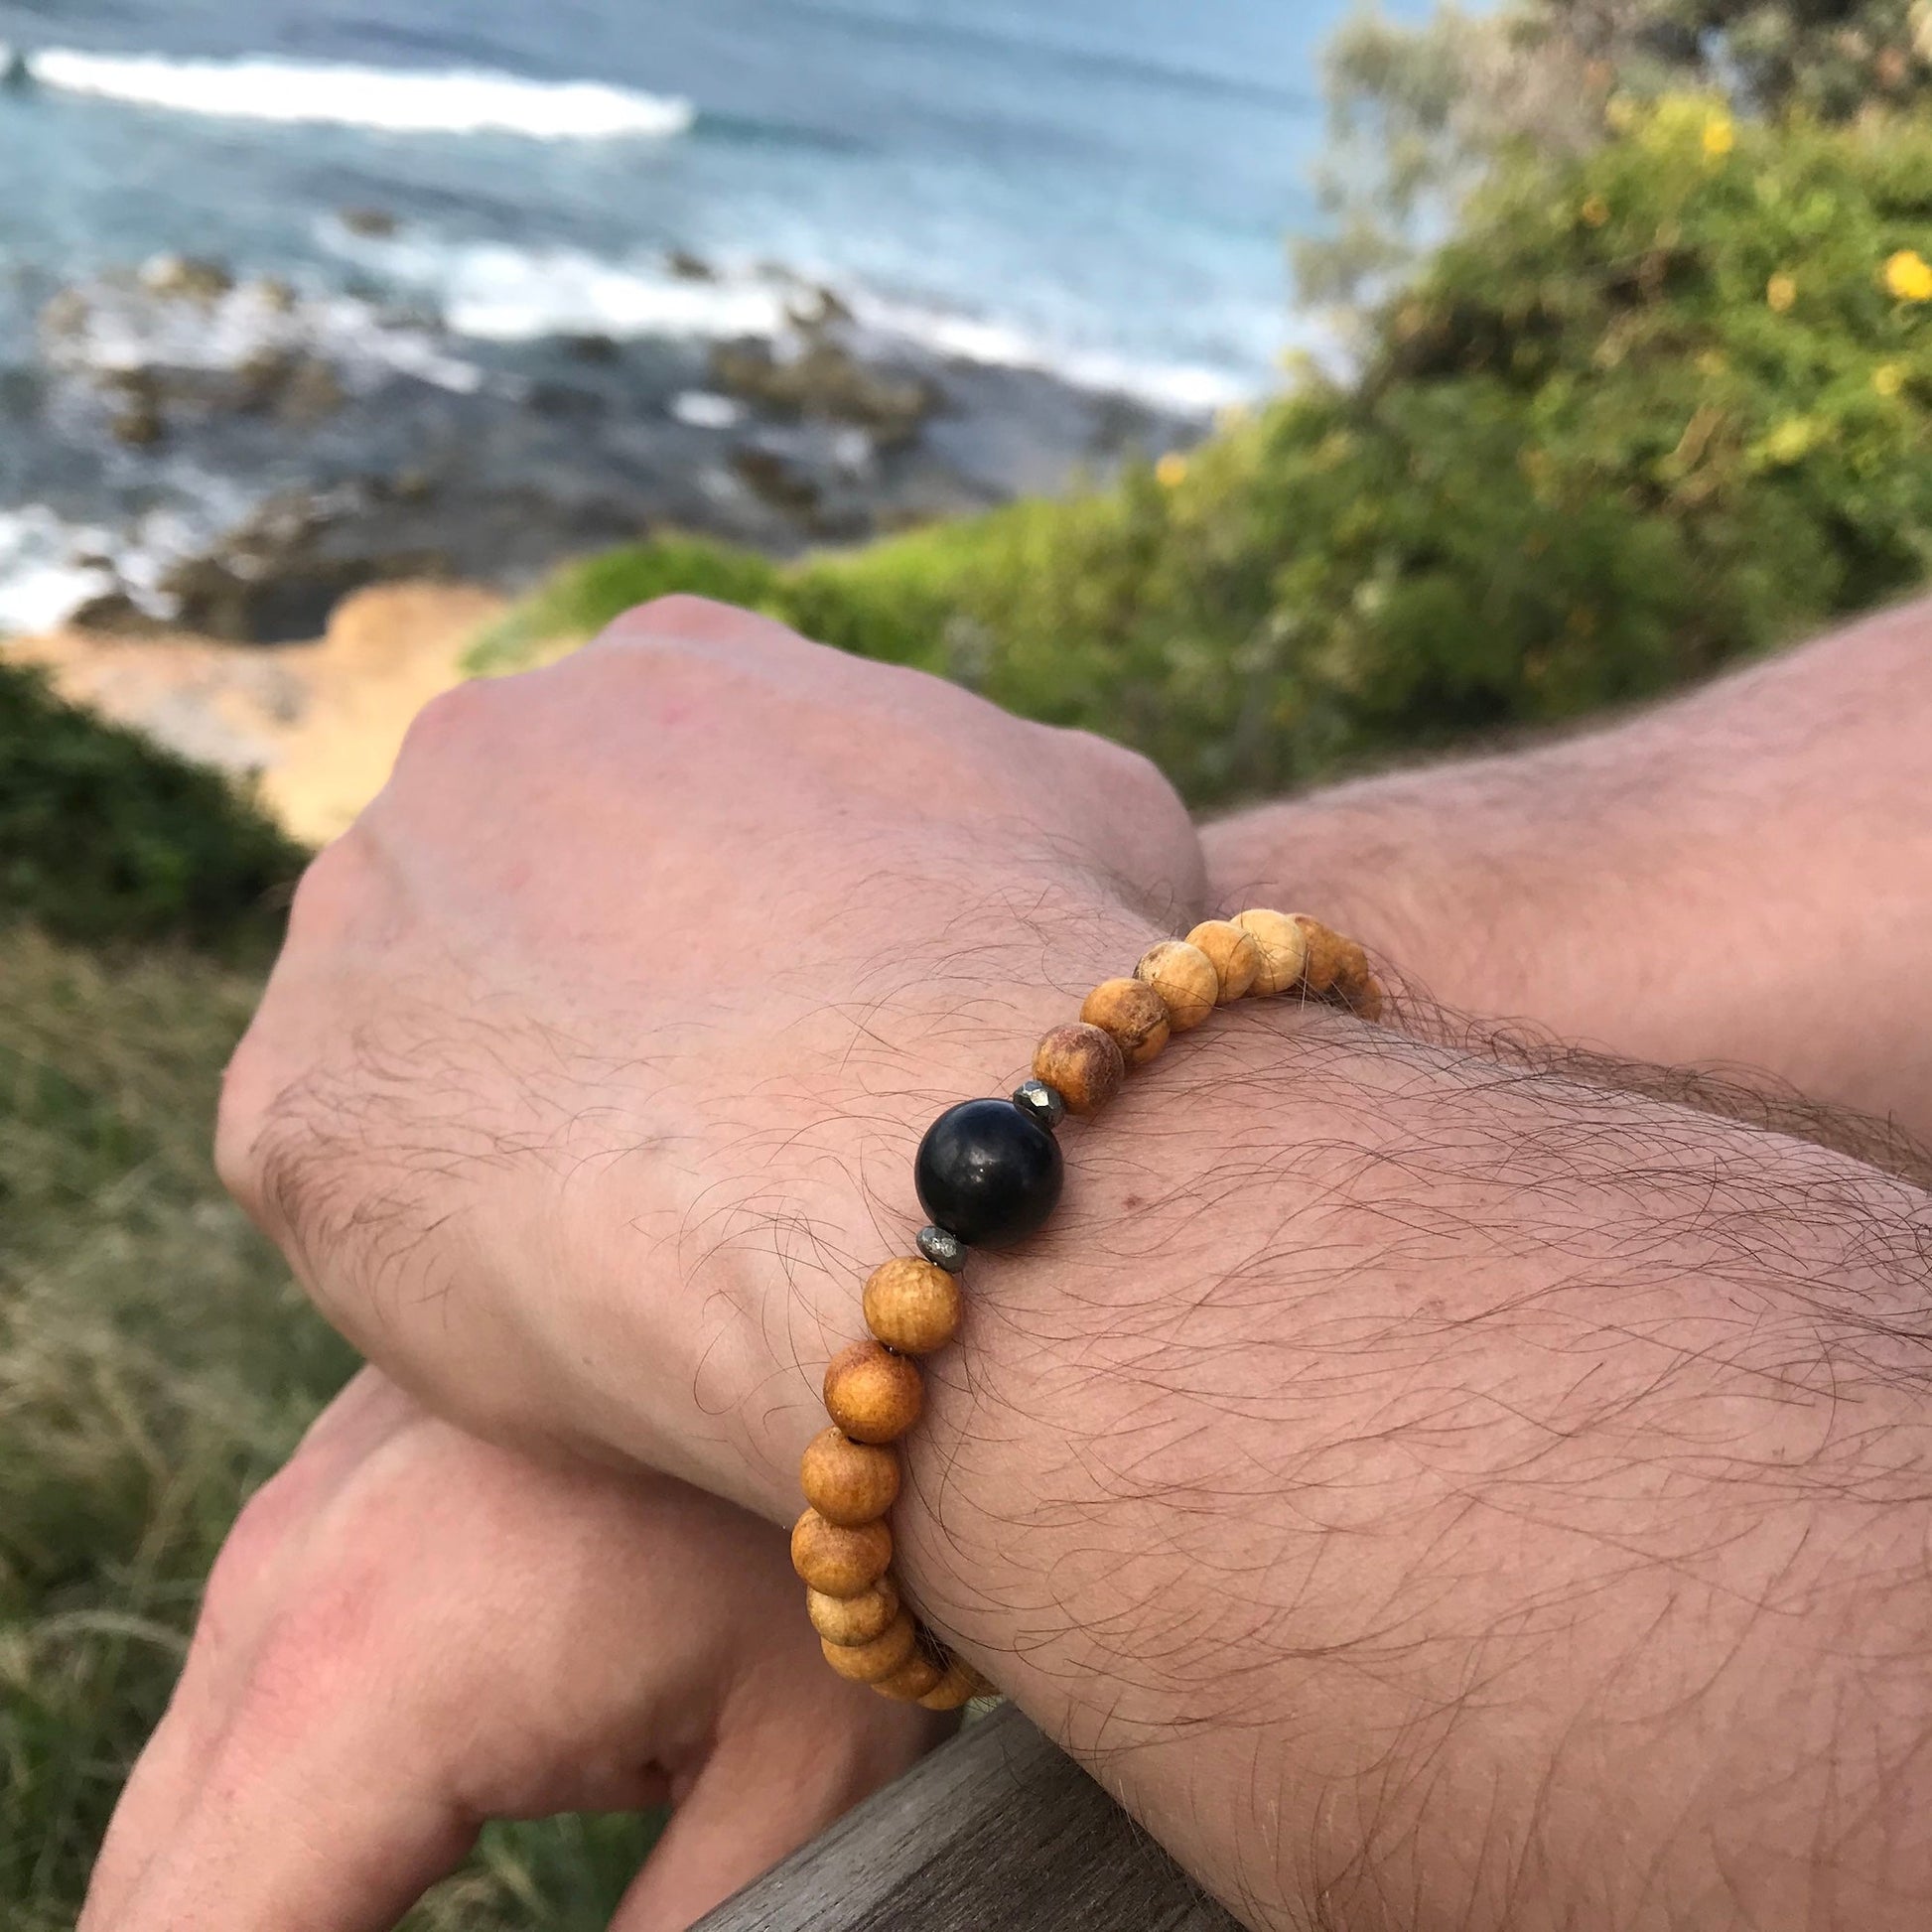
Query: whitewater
[[11, 47, 695, 139]]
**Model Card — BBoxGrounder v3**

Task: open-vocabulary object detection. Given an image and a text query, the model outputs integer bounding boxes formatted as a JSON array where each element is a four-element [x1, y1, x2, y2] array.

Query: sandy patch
[[11, 581, 509, 845]]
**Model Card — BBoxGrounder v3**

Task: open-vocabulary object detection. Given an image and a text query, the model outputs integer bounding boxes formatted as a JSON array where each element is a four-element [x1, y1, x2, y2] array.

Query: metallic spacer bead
[[1011, 1079, 1066, 1132], [915, 1223, 968, 1272]]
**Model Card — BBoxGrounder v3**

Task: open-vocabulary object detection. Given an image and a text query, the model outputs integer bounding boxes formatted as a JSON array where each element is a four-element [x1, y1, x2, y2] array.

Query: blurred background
[[4, 0, 1930, 1923]]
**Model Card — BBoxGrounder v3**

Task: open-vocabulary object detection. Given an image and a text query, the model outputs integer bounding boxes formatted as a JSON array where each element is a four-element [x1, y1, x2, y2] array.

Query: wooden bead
[[1184, 919, 1261, 1002], [808, 1578, 900, 1645], [1232, 908, 1308, 996], [1079, 977, 1171, 1066], [863, 1256, 961, 1355], [917, 1659, 986, 1711], [1293, 915, 1350, 995], [1032, 1021, 1125, 1115], [823, 1340, 924, 1445], [1346, 972, 1386, 1023], [870, 1647, 947, 1702], [790, 1508, 892, 1596], [820, 1609, 918, 1683], [799, 1427, 900, 1526], [1133, 940, 1219, 1032]]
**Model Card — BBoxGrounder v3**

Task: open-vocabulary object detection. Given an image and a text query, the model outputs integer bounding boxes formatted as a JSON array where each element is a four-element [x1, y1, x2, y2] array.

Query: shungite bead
[[915, 1224, 967, 1273], [1011, 1078, 1066, 1132], [915, 1098, 1063, 1248]]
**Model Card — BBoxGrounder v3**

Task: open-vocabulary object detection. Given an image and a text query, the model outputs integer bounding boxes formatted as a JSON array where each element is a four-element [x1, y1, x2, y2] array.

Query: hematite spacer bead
[[1011, 1078, 1066, 1132], [915, 1225, 967, 1273], [914, 1098, 1064, 1248]]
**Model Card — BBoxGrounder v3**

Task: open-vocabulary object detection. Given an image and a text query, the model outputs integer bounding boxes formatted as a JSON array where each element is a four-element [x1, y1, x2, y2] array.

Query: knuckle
[[394, 676, 495, 764], [607, 592, 755, 643]]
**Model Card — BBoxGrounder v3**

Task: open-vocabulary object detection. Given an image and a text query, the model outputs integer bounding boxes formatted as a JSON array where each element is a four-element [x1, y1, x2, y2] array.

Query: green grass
[[0, 924, 657, 1928], [0, 657, 306, 959]]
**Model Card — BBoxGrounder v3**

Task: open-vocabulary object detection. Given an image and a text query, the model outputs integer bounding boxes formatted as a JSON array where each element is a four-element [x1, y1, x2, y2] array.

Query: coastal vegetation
[[477, 97, 1932, 805], [9, 4, 1932, 1926]]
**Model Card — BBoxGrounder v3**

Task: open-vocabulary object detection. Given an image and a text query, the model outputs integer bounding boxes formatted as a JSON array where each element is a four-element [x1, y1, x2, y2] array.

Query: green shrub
[[0, 660, 306, 956], [478, 100, 1932, 804]]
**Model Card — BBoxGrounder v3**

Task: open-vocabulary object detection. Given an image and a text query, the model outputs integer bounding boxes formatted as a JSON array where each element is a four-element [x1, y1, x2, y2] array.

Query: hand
[[215, 598, 1204, 1519], [82, 1368, 945, 1932]]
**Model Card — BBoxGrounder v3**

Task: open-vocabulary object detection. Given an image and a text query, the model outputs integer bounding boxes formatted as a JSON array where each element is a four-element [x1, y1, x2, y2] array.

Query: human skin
[[208, 599, 1932, 1929], [1205, 594, 1932, 1149], [81, 1368, 944, 1932]]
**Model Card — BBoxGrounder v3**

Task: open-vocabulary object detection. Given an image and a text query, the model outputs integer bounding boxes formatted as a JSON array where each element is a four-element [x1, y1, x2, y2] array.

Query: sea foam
[[25, 50, 695, 140], [320, 224, 1254, 413]]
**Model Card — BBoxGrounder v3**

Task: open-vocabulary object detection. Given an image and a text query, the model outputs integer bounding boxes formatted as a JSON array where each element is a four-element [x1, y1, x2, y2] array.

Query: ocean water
[[0, 0, 1355, 628]]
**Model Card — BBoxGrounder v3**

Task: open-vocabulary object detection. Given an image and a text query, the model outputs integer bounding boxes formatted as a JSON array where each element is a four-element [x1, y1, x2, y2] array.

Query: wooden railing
[[695, 1702, 1241, 1930]]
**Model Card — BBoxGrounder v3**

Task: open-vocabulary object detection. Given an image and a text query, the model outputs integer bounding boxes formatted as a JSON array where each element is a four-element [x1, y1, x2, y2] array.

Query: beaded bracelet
[[791, 910, 1384, 1710]]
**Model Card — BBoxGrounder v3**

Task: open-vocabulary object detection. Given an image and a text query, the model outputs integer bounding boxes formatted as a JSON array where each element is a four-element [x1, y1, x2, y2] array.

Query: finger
[[83, 1374, 419, 1928], [95, 1689, 477, 1932], [80, 1692, 220, 1928], [609, 1697, 938, 1932]]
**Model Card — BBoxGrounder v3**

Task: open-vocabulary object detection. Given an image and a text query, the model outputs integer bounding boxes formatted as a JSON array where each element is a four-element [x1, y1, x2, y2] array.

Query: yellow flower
[[1155, 452, 1188, 488], [1580, 194, 1610, 228], [1761, 416, 1819, 466], [1884, 248, 1932, 301], [1766, 271, 1797, 313], [1874, 360, 1907, 397], [1702, 114, 1735, 157]]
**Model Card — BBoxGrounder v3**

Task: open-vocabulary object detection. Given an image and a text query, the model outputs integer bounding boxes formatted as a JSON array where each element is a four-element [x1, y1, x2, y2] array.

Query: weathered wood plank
[[694, 1702, 1243, 1932]]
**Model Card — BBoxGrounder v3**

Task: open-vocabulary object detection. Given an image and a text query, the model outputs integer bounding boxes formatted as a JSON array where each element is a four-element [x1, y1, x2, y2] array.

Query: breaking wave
[[19, 48, 695, 140]]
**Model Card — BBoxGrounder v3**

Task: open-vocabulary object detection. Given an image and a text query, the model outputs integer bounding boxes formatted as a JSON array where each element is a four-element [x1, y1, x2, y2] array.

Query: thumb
[[610, 1701, 920, 1932]]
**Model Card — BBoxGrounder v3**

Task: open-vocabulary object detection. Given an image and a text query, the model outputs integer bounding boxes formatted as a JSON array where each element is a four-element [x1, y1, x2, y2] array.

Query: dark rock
[[160, 491, 450, 643], [786, 283, 854, 332], [708, 338, 936, 447], [141, 255, 234, 303], [667, 249, 716, 282], [68, 592, 170, 636], [106, 371, 166, 448], [277, 355, 346, 426], [730, 447, 822, 515], [232, 349, 346, 425], [340, 207, 399, 238], [40, 288, 89, 344]]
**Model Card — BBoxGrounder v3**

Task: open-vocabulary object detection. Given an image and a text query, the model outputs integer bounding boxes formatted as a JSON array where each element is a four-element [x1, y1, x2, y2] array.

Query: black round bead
[[914, 1098, 1064, 1248]]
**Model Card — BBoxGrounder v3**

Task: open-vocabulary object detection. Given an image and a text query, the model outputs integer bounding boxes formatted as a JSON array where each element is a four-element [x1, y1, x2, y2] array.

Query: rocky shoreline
[[3, 242, 1203, 643]]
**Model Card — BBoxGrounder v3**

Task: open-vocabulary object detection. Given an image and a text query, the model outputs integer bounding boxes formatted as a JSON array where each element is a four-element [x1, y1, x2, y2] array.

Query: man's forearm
[[1204, 596, 1932, 1145], [890, 1004, 1932, 1931]]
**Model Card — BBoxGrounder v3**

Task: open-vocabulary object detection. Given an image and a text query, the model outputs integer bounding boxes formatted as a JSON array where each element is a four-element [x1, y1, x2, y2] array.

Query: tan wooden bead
[[807, 1578, 900, 1645], [1079, 976, 1171, 1066], [1231, 908, 1309, 997], [1347, 973, 1387, 1023], [823, 1339, 924, 1445], [1293, 915, 1350, 995], [1184, 918, 1261, 1002], [863, 1256, 961, 1355], [870, 1646, 947, 1702], [790, 1507, 892, 1596], [820, 1609, 918, 1683], [799, 1427, 900, 1526], [1133, 939, 1219, 1032], [1033, 1021, 1125, 1115], [1328, 938, 1379, 1017], [917, 1659, 986, 1711]]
